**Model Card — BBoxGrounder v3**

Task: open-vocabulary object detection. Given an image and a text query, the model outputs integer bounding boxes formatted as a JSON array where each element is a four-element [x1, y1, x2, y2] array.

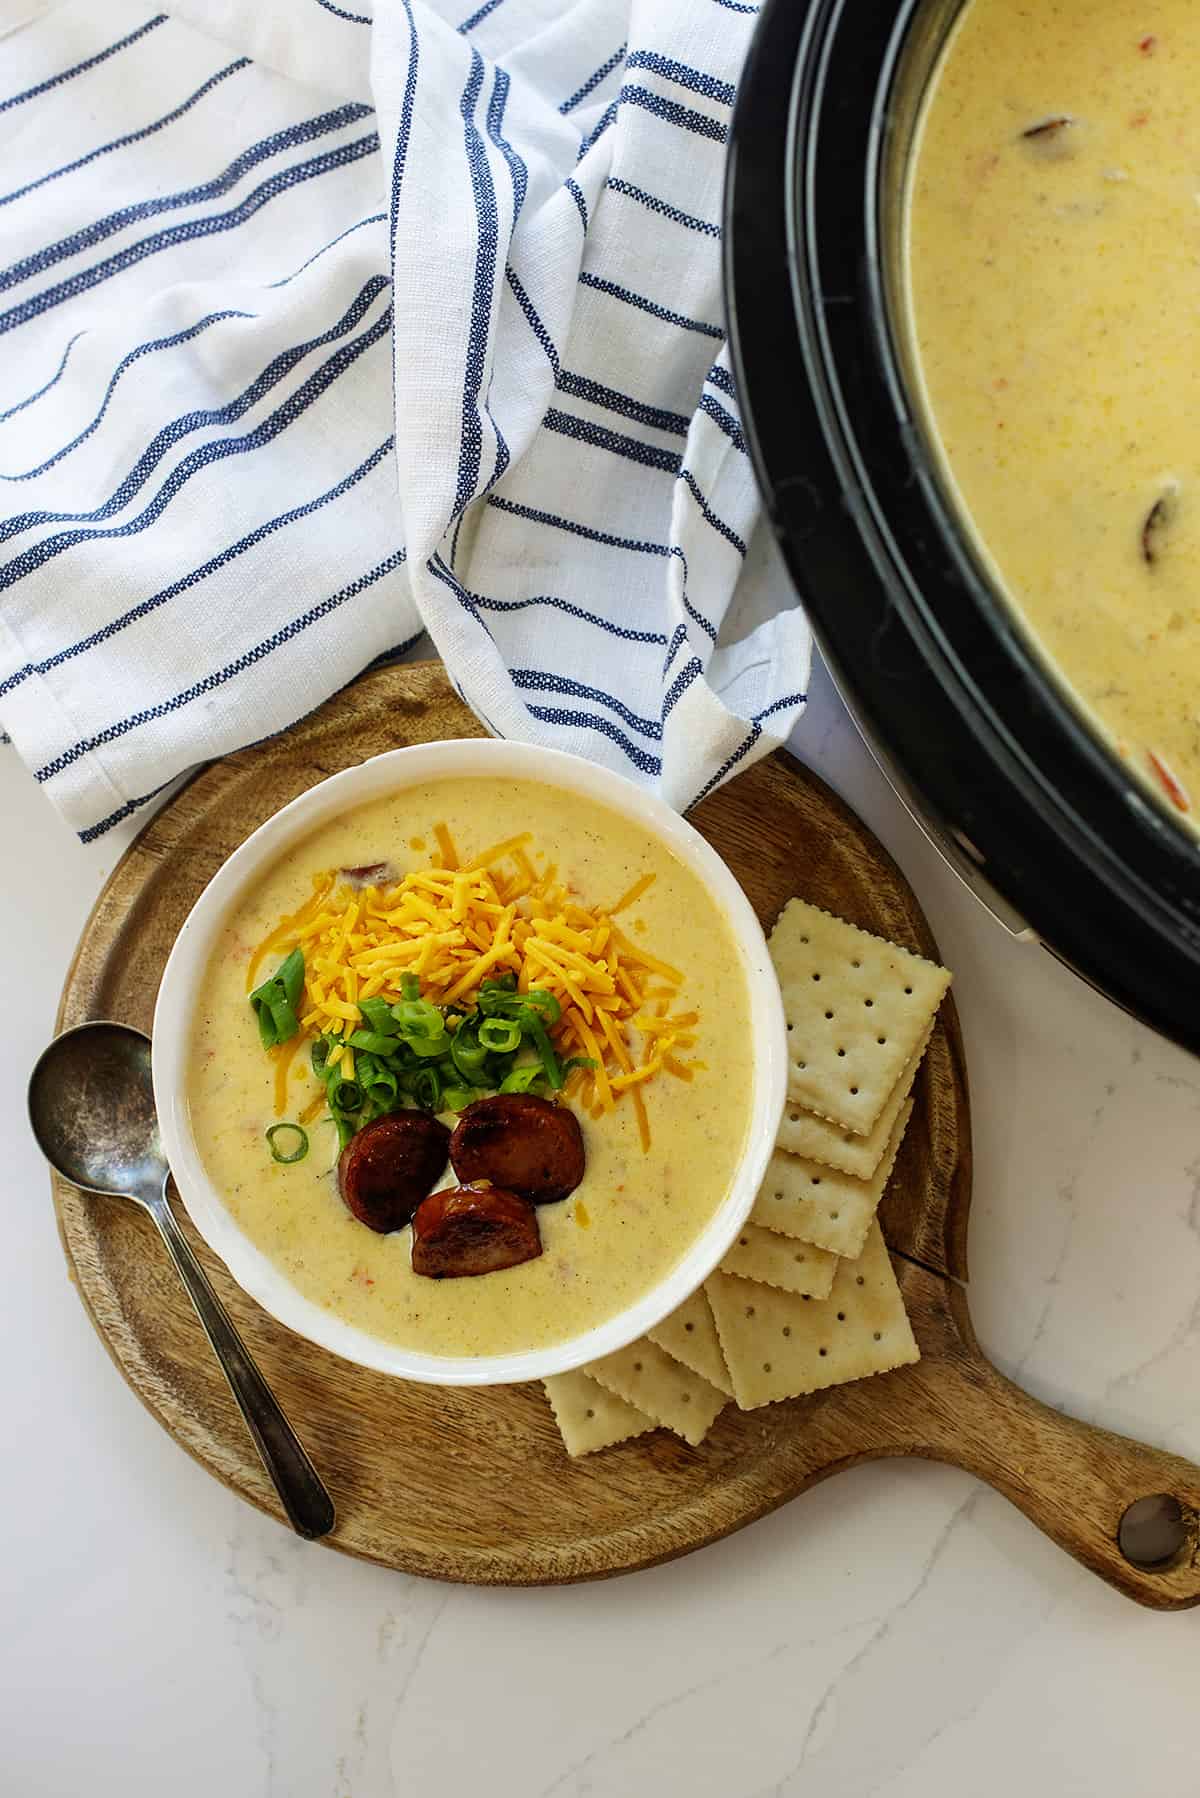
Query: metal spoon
[[28, 1022, 335, 1540]]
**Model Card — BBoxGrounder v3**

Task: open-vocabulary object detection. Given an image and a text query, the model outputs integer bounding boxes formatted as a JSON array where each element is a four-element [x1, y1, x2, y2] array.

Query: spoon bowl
[[29, 1021, 335, 1540], [29, 1022, 163, 1202]]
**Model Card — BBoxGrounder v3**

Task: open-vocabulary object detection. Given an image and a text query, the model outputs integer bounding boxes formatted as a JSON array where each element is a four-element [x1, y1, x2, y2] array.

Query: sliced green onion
[[391, 998, 443, 1037], [449, 1021, 490, 1082], [359, 997, 400, 1035], [411, 1064, 443, 1111], [266, 1122, 309, 1164], [347, 1029, 403, 1056], [440, 1085, 476, 1113], [478, 975, 519, 1015], [249, 948, 306, 1049], [359, 1057, 399, 1107], [329, 1079, 365, 1114], [526, 1012, 564, 1090], [521, 987, 562, 1027], [333, 1113, 356, 1150], [499, 1063, 546, 1094], [390, 998, 448, 1058], [562, 1056, 597, 1075], [400, 972, 420, 1001], [310, 1036, 332, 1078], [478, 1016, 521, 1054]]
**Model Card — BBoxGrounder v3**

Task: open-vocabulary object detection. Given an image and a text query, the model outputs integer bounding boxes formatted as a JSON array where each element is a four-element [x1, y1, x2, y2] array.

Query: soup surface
[[906, 0, 1200, 824], [187, 777, 754, 1358]]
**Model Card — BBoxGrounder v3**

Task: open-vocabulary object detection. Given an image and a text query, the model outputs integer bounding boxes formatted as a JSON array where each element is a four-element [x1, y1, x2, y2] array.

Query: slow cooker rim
[[724, 0, 1200, 1056]]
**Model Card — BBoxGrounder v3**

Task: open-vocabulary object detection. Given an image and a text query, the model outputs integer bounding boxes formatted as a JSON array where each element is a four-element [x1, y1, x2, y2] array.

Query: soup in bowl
[[152, 740, 786, 1385]]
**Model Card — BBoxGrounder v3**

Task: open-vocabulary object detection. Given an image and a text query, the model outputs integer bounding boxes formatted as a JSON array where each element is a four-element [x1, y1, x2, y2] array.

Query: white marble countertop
[[5, 649, 1200, 1798]]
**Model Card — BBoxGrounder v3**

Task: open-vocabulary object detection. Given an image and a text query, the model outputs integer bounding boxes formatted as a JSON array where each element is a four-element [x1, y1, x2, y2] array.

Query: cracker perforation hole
[[684, 1321, 695, 1333]]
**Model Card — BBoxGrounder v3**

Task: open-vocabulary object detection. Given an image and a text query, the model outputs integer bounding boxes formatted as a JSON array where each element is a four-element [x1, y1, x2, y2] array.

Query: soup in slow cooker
[[906, 0, 1200, 826]]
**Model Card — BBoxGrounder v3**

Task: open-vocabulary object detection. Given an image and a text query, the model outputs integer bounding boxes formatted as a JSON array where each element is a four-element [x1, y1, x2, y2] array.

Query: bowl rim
[[151, 737, 787, 1386]]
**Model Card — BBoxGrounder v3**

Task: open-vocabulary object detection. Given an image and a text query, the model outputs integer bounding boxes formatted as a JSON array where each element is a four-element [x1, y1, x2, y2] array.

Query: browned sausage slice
[[411, 1185, 542, 1278], [337, 1111, 450, 1233], [449, 1093, 585, 1204]]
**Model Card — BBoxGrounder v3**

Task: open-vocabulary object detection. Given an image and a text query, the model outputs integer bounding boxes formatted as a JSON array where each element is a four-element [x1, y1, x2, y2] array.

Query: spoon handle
[[146, 1184, 336, 1540]]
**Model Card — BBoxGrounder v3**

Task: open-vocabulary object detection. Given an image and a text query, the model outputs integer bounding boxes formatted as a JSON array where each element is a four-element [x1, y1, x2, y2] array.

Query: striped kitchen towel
[[0, 0, 810, 842]]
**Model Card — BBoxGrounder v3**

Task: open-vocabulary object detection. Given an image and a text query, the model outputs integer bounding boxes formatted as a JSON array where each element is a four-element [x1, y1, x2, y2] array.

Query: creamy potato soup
[[187, 778, 753, 1359], [906, 0, 1200, 824]]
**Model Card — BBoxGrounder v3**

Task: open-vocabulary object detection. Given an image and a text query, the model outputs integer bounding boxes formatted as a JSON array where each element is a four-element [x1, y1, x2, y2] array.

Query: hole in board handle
[[1118, 1494, 1190, 1571]]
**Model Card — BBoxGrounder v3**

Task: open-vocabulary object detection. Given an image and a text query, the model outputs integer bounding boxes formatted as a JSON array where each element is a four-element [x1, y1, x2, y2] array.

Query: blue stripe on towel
[[698, 391, 747, 453], [0, 307, 391, 593], [314, 0, 370, 21], [78, 777, 176, 843], [556, 370, 688, 438], [525, 705, 661, 775], [504, 266, 560, 374], [512, 670, 662, 740], [663, 657, 704, 718], [486, 493, 670, 557], [578, 271, 722, 339], [543, 407, 681, 474], [677, 468, 746, 555], [37, 548, 408, 780], [470, 589, 667, 645], [0, 331, 88, 421], [0, 134, 381, 338], [0, 277, 388, 526], [625, 52, 736, 107], [564, 177, 589, 232], [603, 178, 720, 238], [454, 51, 500, 515], [486, 66, 527, 227], [0, 104, 375, 294], [0, 61, 251, 211], [388, 1, 420, 244], [459, 0, 507, 31], [560, 44, 626, 114], [268, 210, 386, 289], [692, 723, 761, 804], [613, 84, 728, 145], [0, 15, 166, 117], [0, 438, 395, 696], [1, 305, 257, 483]]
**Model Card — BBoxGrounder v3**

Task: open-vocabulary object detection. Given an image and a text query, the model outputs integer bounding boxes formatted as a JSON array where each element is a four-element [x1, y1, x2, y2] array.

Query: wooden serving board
[[52, 664, 1200, 1606]]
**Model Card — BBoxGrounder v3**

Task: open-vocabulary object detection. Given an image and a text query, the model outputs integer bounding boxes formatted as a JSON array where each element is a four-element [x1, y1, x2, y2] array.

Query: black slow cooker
[[724, 0, 1200, 1055]]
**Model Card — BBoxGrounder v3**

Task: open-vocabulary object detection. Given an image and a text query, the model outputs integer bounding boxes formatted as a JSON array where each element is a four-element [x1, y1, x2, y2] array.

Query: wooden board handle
[[894, 1264, 1200, 1609]]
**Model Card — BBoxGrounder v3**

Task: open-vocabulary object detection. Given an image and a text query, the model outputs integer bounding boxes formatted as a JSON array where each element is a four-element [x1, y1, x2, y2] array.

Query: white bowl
[[152, 739, 787, 1386]]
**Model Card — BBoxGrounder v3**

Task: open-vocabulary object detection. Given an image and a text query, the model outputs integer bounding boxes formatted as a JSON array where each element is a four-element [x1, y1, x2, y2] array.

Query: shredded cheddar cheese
[[249, 835, 698, 1145]]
